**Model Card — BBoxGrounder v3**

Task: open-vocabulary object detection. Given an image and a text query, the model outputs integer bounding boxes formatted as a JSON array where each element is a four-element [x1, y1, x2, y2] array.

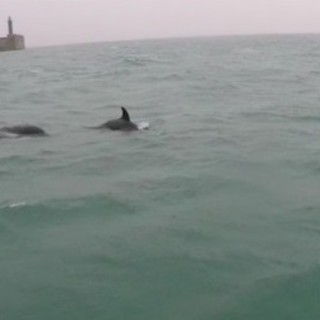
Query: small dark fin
[[121, 107, 130, 122]]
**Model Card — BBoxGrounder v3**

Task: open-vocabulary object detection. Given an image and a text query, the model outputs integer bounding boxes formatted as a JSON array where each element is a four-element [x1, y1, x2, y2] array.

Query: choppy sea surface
[[1, 35, 320, 319]]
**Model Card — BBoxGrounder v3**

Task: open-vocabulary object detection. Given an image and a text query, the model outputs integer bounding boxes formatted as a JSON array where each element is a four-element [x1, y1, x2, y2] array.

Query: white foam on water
[[9, 202, 27, 208], [137, 121, 150, 130]]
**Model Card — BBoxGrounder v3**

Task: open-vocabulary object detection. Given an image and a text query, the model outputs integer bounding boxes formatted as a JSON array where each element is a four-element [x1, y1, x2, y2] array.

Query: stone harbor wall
[[0, 37, 7, 50], [0, 34, 25, 51]]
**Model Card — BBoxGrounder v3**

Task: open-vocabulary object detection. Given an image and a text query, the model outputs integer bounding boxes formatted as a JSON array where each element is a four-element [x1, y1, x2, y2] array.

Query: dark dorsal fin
[[121, 107, 130, 122]]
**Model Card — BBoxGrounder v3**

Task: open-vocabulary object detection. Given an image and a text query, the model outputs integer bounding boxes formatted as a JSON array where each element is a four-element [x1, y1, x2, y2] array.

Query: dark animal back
[[1, 125, 47, 136]]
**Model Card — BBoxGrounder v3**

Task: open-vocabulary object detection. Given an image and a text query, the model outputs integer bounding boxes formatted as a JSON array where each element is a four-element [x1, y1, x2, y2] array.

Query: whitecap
[[9, 202, 27, 208], [137, 121, 150, 130]]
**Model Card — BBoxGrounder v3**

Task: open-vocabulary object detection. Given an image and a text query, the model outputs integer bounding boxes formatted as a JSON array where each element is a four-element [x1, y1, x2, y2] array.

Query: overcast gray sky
[[1, 0, 320, 47]]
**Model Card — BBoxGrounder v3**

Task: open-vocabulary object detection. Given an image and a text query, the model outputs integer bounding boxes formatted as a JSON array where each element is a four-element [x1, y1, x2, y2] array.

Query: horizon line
[[27, 31, 320, 49]]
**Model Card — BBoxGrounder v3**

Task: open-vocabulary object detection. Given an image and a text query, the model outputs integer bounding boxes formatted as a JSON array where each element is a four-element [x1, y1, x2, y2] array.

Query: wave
[[0, 194, 141, 218], [242, 110, 320, 123], [218, 267, 320, 319]]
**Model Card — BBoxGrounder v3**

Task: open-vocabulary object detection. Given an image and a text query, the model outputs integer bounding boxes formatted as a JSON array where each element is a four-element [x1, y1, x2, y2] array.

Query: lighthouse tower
[[0, 16, 25, 51], [8, 16, 13, 36]]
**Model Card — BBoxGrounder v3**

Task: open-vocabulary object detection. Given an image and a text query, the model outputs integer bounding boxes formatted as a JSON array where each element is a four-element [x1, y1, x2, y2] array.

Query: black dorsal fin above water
[[121, 107, 130, 122], [86, 107, 138, 131]]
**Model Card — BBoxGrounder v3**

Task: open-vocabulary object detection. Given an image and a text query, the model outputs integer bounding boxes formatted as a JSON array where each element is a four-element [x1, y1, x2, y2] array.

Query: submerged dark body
[[91, 107, 138, 131], [0, 125, 47, 136]]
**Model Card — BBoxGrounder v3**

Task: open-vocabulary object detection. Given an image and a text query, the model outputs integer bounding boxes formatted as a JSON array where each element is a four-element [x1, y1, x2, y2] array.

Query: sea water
[[1, 35, 320, 319]]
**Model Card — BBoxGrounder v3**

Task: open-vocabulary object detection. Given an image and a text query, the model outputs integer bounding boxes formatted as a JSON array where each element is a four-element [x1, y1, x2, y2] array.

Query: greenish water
[[1, 35, 320, 319]]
